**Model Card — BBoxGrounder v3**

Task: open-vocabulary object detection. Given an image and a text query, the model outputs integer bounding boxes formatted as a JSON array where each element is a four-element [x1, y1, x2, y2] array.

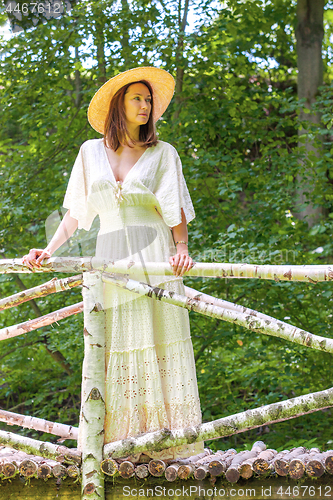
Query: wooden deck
[[1, 442, 332, 499]]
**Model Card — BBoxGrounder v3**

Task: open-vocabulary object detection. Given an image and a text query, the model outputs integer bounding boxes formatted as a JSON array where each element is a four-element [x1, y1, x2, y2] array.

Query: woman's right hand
[[22, 248, 52, 271]]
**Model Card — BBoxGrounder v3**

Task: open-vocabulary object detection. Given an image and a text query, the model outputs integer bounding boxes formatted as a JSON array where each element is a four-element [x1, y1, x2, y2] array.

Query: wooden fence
[[1, 257, 333, 499]]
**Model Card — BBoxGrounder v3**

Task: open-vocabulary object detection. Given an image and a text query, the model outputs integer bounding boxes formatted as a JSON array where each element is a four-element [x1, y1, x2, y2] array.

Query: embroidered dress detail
[[63, 138, 203, 460], [114, 181, 124, 211]]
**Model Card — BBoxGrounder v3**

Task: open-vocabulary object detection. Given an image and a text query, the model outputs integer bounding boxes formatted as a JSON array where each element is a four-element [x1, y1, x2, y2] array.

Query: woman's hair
[[103, 79, 158, 151]]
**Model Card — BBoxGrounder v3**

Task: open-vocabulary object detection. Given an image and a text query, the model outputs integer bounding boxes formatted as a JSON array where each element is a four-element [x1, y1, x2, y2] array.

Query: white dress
[[63, 138, 204, 459]]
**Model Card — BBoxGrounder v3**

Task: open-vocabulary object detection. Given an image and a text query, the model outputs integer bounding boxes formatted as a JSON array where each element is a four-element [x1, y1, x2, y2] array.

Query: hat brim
[[87, 67, 175, 135]]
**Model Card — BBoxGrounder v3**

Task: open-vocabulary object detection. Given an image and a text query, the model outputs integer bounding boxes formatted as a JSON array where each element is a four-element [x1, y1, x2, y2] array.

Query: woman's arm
[[22, 210, 78, 270], [169, 208, 193, 277]]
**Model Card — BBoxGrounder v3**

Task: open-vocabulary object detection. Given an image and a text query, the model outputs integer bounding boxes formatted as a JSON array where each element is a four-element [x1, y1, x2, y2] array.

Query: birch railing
[[1, 257, 333, 499]]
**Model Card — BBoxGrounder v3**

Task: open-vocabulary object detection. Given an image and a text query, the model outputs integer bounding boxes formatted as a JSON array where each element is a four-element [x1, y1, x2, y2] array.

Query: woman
[[22, 67, 204, 461]]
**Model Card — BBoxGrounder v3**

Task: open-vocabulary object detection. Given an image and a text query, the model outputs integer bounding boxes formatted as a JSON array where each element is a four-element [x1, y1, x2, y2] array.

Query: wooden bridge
[[0, 257, 333, 499]]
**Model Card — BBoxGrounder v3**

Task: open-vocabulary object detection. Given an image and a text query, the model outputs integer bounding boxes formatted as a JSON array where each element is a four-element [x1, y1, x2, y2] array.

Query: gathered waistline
[[98, 205, 168, 234], [99, 204, 162, 216]]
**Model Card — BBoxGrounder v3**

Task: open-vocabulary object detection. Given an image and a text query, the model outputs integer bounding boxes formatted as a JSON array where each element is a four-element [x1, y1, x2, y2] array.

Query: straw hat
[[87, 67, 175, 134]]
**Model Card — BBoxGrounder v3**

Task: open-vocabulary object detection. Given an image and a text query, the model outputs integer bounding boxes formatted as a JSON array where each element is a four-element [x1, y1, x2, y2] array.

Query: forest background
[[0, 0, 333, 453]]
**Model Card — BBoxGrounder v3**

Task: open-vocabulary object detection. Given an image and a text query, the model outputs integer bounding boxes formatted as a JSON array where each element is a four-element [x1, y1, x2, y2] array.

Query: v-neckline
[[102, 140, 149, 186]]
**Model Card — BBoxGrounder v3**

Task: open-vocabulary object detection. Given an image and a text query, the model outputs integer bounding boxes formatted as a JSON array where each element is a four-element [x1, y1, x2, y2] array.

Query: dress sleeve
[[62, 142, 98, 231], [154, 144, 195, 228]]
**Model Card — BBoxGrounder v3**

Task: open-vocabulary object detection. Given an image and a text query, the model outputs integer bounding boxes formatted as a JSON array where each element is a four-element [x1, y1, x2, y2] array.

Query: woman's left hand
[[169, 247, 194, 277]]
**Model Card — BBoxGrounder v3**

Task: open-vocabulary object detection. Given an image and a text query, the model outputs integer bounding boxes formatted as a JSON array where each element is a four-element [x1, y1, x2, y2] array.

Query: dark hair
[[103, 80, 158, 151]]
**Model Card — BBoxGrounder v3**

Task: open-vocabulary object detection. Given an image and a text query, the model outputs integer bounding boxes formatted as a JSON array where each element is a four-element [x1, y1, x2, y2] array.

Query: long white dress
[[63, 138, 204, 459]]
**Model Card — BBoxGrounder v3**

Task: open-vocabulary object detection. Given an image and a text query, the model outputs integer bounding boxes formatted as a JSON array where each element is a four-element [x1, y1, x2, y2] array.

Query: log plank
[[177, 464, 196, 479], [148, 459, 166, 477], [274, 447, 306, 476], [135, 464, 149, 479], [119, 461, 135, 479], [253, 449, 277, 475], [165, 464, 181, 482], [101, 458, 118, 477]]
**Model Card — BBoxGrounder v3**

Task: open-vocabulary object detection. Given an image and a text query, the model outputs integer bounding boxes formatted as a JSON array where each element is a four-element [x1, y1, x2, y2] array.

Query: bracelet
[[175, 241, 188, 245]]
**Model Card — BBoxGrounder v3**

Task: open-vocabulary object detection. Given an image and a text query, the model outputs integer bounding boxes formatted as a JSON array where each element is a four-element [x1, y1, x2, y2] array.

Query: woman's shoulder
[[71, 139, 103, 174], [153, 140, 179, 157], [80, 138, 103, 151]]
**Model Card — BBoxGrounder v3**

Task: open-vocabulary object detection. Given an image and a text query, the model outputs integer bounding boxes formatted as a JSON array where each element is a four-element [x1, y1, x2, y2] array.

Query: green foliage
[[0, 0, 332, 452]]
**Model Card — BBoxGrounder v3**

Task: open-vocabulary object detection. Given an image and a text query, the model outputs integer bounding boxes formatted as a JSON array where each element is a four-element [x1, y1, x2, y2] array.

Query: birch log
[[19, 459, 38, 477], [238, 457, 257, 479], [2, 461, 17, 477], [252, 449, 277, 475], [80, 271, 105, 500], [100, 458, 118, 477], [148, 459, 166, 477], [0, 446, 74, 478], [224, 442, 266, 483], [38, 463, 52, 479], [208, 450, 238, 477], [325, 452, 333, 473], [119, 461, 135, 478], [185, 286, 286, 323], [0, 302, 84, 341], [3, 257, 333, 283], [0, 430, 81, 462], [0, 409, 78, 439], [177, 463, 196, 479], [305, 452, 326, 477], [104, 386, 333, 458], [102, 273, 333, 354], [193, 448, 235, 480], [289, 450, 319, 479], [274, 447, 306, 476], [0, 275, 82, 311], [165, 463, 181, 481], [135, 463, 149, 479]]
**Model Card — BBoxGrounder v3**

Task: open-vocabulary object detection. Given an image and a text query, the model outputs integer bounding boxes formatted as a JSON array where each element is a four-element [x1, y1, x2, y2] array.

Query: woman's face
[[124, 82, 152, 127]]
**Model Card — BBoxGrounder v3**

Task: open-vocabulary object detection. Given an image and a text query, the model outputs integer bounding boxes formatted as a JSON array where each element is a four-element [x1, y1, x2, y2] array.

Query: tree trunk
[[173, 0, 190, 121], [9, 273, 74, 375], [80, 271, 106, 500], [295, 0, 325, 226], [104, 385, 333, 458], [91, 5, 107, 84], [74, 47, 82, 108], [120, 0, 131, 66]]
